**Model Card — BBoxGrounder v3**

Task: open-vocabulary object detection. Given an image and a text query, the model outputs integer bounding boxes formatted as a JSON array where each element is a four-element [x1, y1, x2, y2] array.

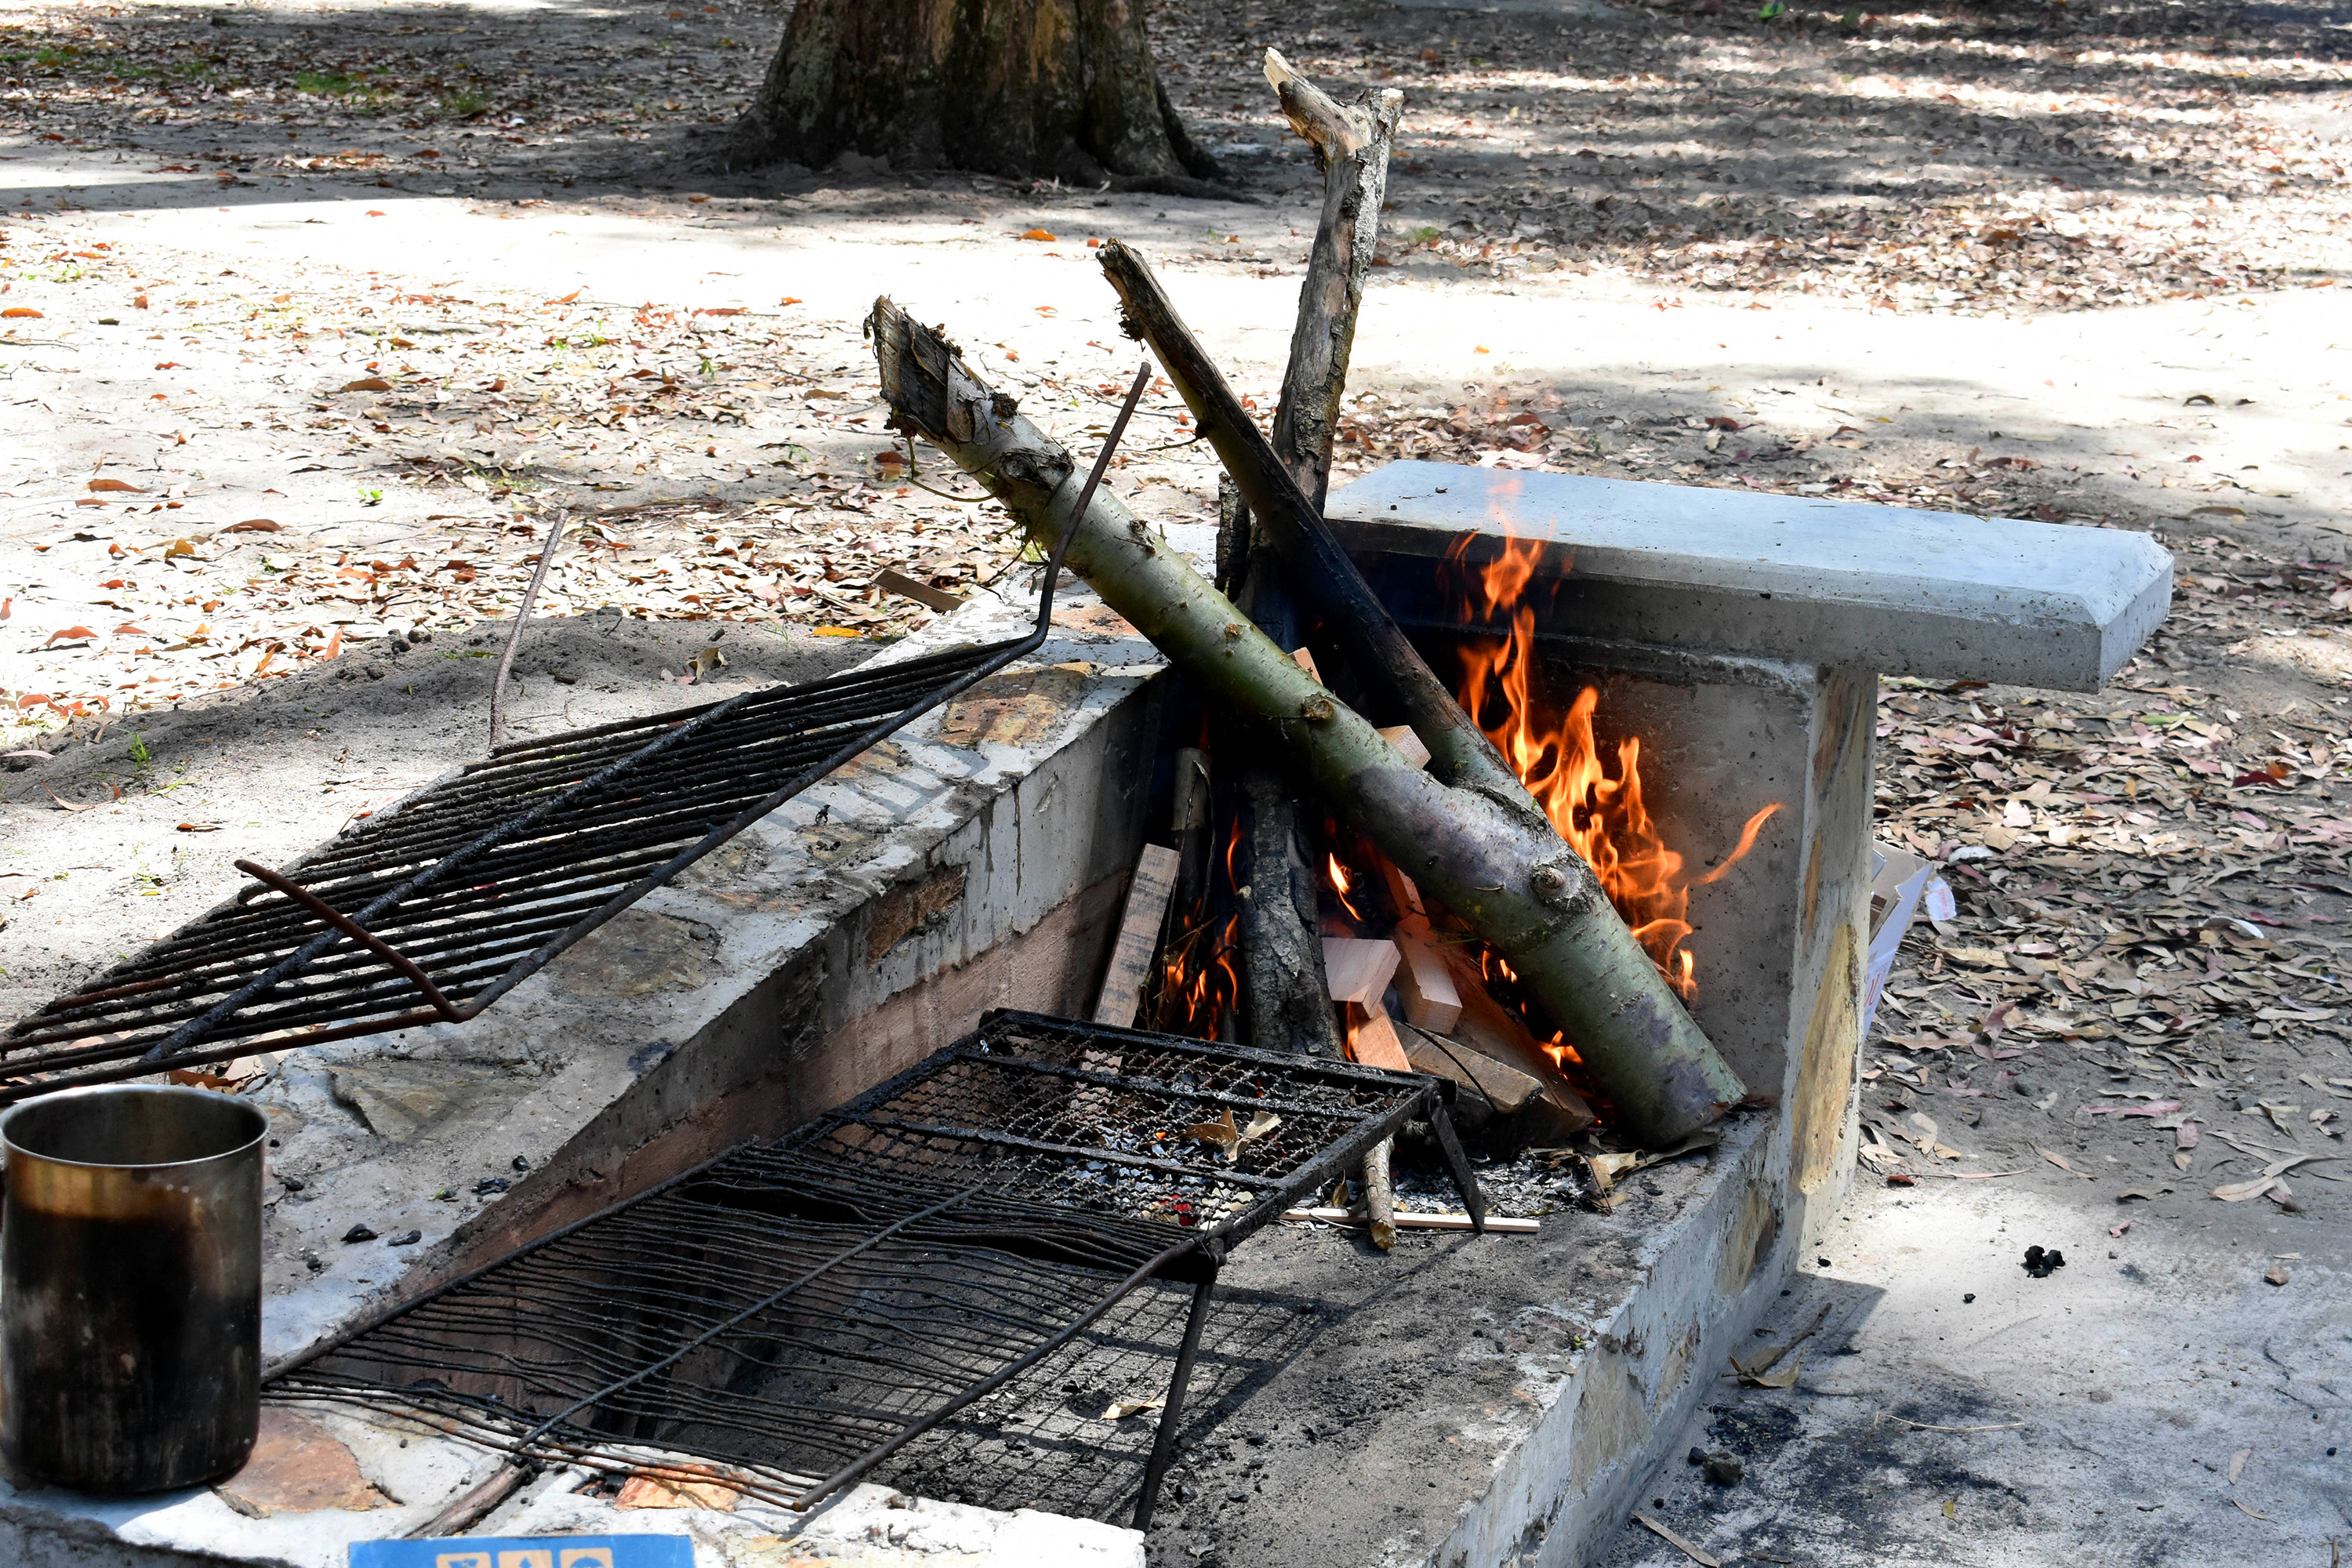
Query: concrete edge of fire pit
[[1327, 461, 2175, 691]]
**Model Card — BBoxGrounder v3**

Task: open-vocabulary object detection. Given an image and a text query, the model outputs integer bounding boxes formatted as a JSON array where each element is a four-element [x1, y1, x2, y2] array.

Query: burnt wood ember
[[0, 377, 1153, 1105], [263, 1010, 1483, 1530]]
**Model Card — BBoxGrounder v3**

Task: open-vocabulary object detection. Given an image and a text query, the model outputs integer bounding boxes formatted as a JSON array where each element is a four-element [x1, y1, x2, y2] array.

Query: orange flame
[[1449, 527, 1779, 1000], [1157, 815, 1247, 1038], [1324, 852, 1369, 924]]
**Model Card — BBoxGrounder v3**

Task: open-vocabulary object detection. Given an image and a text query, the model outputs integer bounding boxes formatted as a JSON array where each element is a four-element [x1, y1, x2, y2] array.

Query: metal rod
[[233, 859, 463, 1022], [1132, 1271, 1218, 1532]]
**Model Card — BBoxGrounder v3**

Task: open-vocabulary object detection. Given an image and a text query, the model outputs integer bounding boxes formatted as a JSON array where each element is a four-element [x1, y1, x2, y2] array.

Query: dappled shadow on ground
[[1155, 0, 2348, 310], [0, 0, 2343, 307]]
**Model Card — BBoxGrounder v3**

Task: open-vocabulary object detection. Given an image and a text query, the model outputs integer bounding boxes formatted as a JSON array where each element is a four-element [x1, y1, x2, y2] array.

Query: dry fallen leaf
[[227, 519, 281, 533], [2212, 1175, 2279, 1202], [1181, 1107, 1242, 1160], [1101, 1396, 1165, 1421], [2036, 1146, 2093, 1179], [2, 307, 43, 319], [338, 376, 394, 394], [1730, 1349, 1804, 1389], [86, 478, 145, 493]]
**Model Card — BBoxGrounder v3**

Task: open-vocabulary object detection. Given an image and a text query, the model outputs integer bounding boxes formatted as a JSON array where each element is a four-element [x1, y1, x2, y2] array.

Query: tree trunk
[[728, 0, 1223, 191]]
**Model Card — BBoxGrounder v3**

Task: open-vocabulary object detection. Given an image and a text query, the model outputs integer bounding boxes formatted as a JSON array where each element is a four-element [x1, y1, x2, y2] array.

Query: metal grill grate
[[1, 373, 1156, 1104], [265, 1011, 1483, 1528], [793, 1010, 1465, 1243]]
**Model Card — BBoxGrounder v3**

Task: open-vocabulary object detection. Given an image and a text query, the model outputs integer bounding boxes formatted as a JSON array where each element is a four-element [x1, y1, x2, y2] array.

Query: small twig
[[1737, 1301, 1833, 1378], [489, 510, 565, 750], [1630, 1511, 1721, 1567], [1870, 1412, 2028, 1436]]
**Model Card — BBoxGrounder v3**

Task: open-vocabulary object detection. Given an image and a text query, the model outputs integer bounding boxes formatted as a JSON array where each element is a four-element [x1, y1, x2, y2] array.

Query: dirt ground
[[2, 0, 2349, 1561]]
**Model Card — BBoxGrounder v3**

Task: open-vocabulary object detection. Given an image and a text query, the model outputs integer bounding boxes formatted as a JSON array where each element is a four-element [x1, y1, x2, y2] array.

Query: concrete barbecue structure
[[0, 465, 2169, 1568]]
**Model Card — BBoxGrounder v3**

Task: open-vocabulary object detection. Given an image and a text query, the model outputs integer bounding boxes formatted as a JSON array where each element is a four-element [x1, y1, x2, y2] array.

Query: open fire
[[1150, 510, 1783, 1094], [1448, 524, 1782, 1002]]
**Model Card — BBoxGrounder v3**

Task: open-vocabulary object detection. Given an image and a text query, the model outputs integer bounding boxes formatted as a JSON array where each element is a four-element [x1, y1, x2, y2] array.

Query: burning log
[[1236, 760, 1345, 1059], [868, 301, 1743, 1146]]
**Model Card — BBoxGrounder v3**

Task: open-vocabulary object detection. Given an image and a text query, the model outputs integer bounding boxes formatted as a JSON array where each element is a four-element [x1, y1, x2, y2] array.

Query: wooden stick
[[1632, 1512, 1722, 1568], [1280, 1206, 1538, 1235], [1094, 844, 1181, 1028], [866, 301, 1741, 1146], [1362, 1134, 1397, 1252], [1211, 50, 1400, 1064], [488, 510, 564, 750], [1262, 49, 1403, 511]]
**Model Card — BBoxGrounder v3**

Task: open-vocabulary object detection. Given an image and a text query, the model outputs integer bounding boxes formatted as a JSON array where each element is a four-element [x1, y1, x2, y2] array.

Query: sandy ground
[[1, 0, 2349, 1562]]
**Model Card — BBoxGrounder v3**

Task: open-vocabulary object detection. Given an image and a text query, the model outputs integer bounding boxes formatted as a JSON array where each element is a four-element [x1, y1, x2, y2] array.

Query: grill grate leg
[[1427, 1098, 1487, 1233], [1131, 1271, 1218, 1532]]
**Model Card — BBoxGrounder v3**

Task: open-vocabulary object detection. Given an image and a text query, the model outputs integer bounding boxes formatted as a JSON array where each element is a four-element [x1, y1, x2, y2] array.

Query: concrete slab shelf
[[1328, 461, 2174, 691]]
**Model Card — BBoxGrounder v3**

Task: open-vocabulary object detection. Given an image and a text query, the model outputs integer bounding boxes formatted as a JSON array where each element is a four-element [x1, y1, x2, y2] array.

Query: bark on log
[[1099, 241, 1515, 804], [1238, 759, 1344, 1059], [869, 299, 1744, 1145], [727, 0, 1228, 196]]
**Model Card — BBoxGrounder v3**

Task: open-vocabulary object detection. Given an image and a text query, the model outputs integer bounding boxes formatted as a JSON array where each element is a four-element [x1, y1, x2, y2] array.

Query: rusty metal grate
[[792, 1009, 1481, 1242], [1, 376, 1155, 1105], [265, 1011, 1483, 1530]]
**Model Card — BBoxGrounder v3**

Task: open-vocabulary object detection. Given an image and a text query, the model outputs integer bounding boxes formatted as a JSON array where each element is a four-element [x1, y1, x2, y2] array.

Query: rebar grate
[[795, 1009, 1465, 1244], [269, 1150, 1190, 1514], [265, 1011, 1483, 1525], [1, 374, 1157, 1105]]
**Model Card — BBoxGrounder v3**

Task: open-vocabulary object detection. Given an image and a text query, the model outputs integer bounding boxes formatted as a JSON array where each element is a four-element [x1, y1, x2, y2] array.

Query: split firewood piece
[[1398, 1022, 1542, 1128], [1392, 927, 1461, 1033], [1378, 724, 1432, 770], [1094, 844, 1181, 1027], [1342, 1000, 1413, 1073], [1323, 935, 1402, 1008], [866, 299, 1740, 1145]]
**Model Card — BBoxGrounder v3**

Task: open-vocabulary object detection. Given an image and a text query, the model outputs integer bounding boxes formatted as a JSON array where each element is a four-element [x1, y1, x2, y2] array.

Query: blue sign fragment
[[350, 1535, 693, 1568]]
